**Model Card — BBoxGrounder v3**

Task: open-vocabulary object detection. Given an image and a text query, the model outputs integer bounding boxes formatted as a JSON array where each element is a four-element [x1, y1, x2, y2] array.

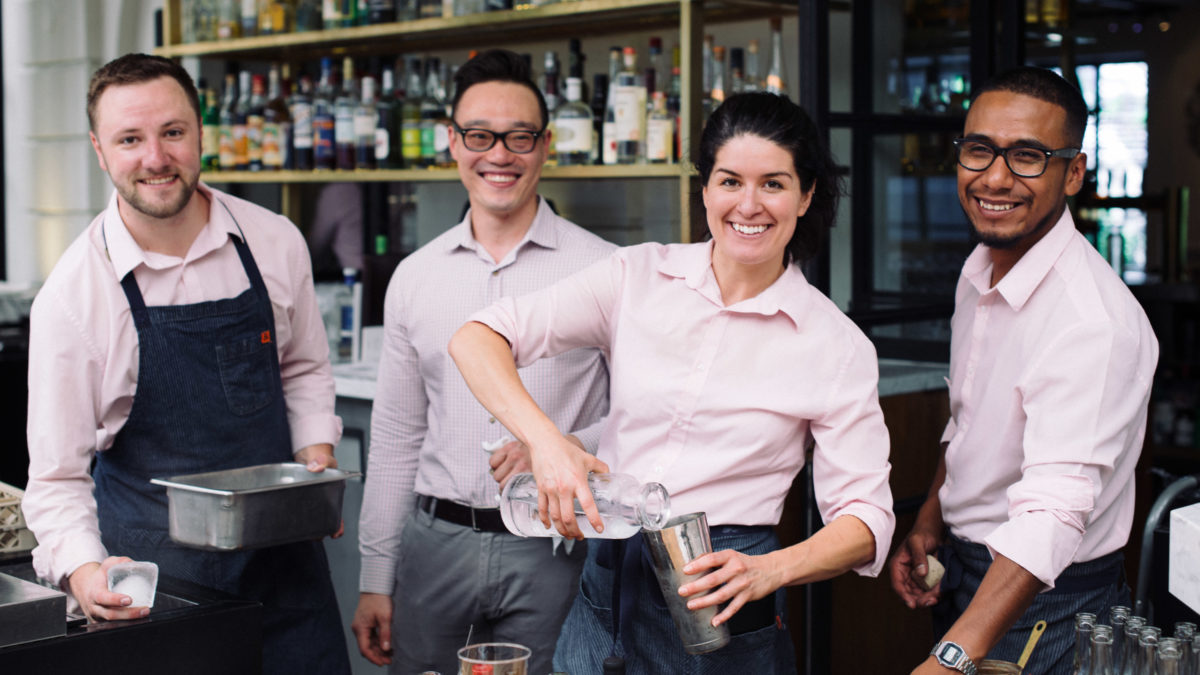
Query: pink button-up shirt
[[472, 241, 895, 576], [939, 209, 1158, 588], [24, 185, 340, 587]]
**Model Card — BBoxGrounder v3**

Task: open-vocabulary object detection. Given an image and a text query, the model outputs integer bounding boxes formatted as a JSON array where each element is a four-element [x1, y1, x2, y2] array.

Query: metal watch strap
[[930, 640, 978, 675]]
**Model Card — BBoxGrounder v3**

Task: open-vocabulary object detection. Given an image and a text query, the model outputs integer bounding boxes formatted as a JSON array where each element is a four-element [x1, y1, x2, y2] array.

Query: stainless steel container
[[0, 571, 66, 648], [151, 463, 359, 551]]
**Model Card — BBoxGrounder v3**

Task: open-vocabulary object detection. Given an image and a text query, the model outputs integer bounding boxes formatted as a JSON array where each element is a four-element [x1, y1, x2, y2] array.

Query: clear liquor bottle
[[613, 46, 645, 165], [218, 73, 237, 170], [555, 77, 593, 166], [766, 17, 787, 95], [290, 74, 315, 171], [645, 91, 672, 164], [499, 472, 670, 539], [355, 75, 378, 170], [1156, 638, 1183, 675], [746, 38, 761, 91], [246, 73, 267, 171], [418, 58, 444, 168], [335, 57, 358, 171], [590, 74, 607, 166], [601, 47, 621, 165], [1089, 625, 1116, 675], [1120, 615, 1147, 675], [262, 65, 289, 170], [233, 70, 252, 170]]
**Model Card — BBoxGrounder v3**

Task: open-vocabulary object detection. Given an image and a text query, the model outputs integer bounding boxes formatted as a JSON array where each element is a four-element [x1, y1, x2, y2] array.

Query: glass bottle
[[367, 0, 397, 22], [246, 73, 267, 170], [1110, 605, 1132, 670], [217, 0, 242, 39], [1136, 626, 1161, 675], [568, 38, 586, 96], [1072, 612, 1097, 675], [313, 58, 337, 170], [555, 77, 593, 166], [729, 47, 746, 94], [263, 64, 290, 170], [1174, 622, 1196, 675], [418, 58, 444, 168], [355, 75, 378, 170], [290, 74, 315, 170], [766, 16, 786, 95], [613, 47, 645, 165], [218, 73, 237, 170], [645, 91, 672, 164], [499, 472, 671, 539], [400, 57, 424, 168], [201, 87, 220, 171], [708, 45, 727, 115], [601, 47, 621, 165], [701, 33, 713, 107], [542, 51, 561, 165], [240, 0, 258, 36], [590, 73, 607, 166], [1122, 616, 1148, 675], [645, 36, 662, 97], [1157, 638, 1183, 675], [376, 65, 401, 169], [1091, 624, 1116, 675], [745, 38, 761, 92], [336, 267, 358, 362], [233, 70, 252, 170], [295, 0, 323, 30], [335, 56, 358, 171]]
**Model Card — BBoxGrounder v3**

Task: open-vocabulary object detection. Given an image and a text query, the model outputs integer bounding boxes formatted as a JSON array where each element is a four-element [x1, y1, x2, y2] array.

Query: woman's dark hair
[[696, 92, 842, 265], [451, 49, 549, 129]]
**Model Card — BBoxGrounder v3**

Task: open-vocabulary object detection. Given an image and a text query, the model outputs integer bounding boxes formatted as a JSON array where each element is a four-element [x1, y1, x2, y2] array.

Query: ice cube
[[107, 560, 158, 608]]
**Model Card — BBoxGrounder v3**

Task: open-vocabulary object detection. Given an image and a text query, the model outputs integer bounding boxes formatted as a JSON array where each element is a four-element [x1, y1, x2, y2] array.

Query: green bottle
[[201, 87, 220, 171]]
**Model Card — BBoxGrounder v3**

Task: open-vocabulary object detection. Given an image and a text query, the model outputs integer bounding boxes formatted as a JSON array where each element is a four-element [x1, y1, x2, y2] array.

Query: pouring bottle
[[498, 472, 669, 539]]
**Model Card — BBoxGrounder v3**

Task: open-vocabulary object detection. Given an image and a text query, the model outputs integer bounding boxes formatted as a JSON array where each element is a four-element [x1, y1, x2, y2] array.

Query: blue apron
[[93, 212, 350, 674]]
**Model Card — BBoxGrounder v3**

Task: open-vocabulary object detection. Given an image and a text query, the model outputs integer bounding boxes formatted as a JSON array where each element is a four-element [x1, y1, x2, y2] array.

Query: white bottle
[[645, 92, 673, 164], [499, 472, 670, 539], [555, 77, 594, 166]]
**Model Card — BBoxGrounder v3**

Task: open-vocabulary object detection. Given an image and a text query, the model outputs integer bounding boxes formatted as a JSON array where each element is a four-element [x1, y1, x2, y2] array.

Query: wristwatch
[[930, 641, 977, 675]]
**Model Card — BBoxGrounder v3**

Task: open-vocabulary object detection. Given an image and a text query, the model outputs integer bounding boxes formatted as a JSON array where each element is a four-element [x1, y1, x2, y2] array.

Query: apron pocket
[[215, 336, 278, 415]]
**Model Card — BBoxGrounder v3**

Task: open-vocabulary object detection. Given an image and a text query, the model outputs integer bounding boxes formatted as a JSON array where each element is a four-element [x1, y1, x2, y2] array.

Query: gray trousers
[[390, 507, 587, 675]]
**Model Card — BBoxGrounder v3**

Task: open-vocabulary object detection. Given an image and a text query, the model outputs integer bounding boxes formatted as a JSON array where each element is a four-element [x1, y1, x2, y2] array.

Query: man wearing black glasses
[[350, 49, 614, 675], [890, 67, 1157, 674]]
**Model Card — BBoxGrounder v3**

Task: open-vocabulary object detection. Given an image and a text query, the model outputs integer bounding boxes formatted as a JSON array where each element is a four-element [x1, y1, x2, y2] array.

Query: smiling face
[[450, 80, 548, 228], [958, 90, 1086, 257], [89, 76, 203, 227], [702, 133, 813, 283]]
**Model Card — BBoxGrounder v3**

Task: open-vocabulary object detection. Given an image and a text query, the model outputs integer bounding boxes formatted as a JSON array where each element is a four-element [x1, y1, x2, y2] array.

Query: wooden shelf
[[199, 163, 689, 184]]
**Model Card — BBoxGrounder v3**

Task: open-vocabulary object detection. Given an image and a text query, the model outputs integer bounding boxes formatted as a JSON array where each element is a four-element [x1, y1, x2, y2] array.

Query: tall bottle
[[290, 74, 315, 171], [499, 472, 670, 539], [645, 36, 663, 97], [1071, 612, 1096, 675], [1109, 605, 1131, 670], [218, 73, 237, 170], [1089, 625, 1116, 675], [367, 0, 397, 22], [246, 74, 267, 170], [730, 47, 746, 94], [376, 65, 401, 169], [263, 65, 289, 171], [555, 77, 593, 166], [1121, 615, 1147, 675], [1134, 626, 1160, 675], [542, 51, 561, 165], [400, 57, 424, 168], [613, 47, 646, 165], [336, 267, 358, 363], [601, 47, 621, 165], [766, 17, 787, 95], [1155, 637, 1182, 675], [240, 0, 258, 35], [201, 87, 220, 171], [701, 34, 714, 110], [568, 37, 586, 99], [295, 0, 323, 30], [233, 70, 252, 170], [217, 0, 242, 39], [335, 57, 358, 171], [645, 91, 672, 164], [709, 45, 727, 115], [355, 75, 378, 170], [313, 58, 337, 170], [590, 74, 608, 166]]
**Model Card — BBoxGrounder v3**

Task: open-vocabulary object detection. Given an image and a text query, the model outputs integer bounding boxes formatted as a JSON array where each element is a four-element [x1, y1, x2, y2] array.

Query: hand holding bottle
[[527, 431, 609, 539]]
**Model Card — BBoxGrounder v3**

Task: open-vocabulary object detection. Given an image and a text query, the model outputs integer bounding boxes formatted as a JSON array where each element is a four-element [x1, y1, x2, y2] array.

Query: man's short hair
[[450, 49, 549, 129], [87, 53, 201, 132], [973, 66, 1088, 147]]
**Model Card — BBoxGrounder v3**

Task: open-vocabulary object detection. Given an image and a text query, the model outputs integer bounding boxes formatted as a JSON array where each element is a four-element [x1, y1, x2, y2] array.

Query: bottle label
[[292, 103, 314, 148], [218, 126, 235, 169], [233, 123, 249, 166], [602, 120, 617, 165], [555, 117, 592, 153], [401, 124, 421, 160], [262, 122, 282, 168], [247, 114, 264, 164], [202, 123, 220, 164], [354, 112, 375, 139], [613, 85, 643, 142], [375, 128, 390, 160], [335, 111, 355, 145], [433, 121, 451, 155], [646, 118, 672, 162], [313, 115, 336, 164]]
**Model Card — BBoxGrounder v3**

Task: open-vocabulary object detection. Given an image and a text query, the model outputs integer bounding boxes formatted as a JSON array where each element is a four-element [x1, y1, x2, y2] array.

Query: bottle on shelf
[[246, 73, 267, 171], [568, 37, 586, 99], [400, 57, 424, 168], [367, 0, 397, 23], [667, 64, 681, 162], [709, 45, 727, 114], [218, 73, 237, 170], [645, 91, 673, 164], [555, 76, 593, 166], [645, 36, 663, 97], [335, 56, 358, 171], [613, 46, 646, 165], [217, 0, 242, 39], [290, 74, 315, 170], [258, 0, 294, 34], [745, 38, 761, 92], [376, 64, 401, 169], [313, 58, 338, 170], [729, 47, 745, 94], [355, 75, 378, 170], [239, 0, 258, 36], [323, 0, 350, 28], [701, 33, 714, 111], [601, 46, 621, 165], [499, 472, 670, 539], [295, 0, 323, 30], [201, 86, 220, 171], [766, 17, 786, 95], [233, 70, 252, 170], [263, 64, 290, 170], [419, 0, 442, 19], [336, 267, 360, 363], [419, 58, 445, 168], [542, 51, 561, 165], [590, 73, 608, 166]]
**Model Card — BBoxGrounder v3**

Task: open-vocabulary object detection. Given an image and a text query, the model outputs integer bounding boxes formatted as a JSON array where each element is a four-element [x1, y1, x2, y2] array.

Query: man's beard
[[117, 171, 200, 220]]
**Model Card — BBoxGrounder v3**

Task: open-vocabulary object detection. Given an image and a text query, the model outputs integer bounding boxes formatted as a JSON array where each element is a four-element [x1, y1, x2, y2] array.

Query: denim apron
[[93, 209, 350, 674]]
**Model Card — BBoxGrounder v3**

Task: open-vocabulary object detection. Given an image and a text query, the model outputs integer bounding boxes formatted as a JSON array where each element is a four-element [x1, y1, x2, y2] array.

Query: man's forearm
[[932, 554, 1044, 664]]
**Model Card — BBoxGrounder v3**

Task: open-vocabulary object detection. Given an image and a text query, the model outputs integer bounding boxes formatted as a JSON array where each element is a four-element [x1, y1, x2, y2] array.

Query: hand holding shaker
[[498, 472, 670, 538], [644, 512, 731, 654]]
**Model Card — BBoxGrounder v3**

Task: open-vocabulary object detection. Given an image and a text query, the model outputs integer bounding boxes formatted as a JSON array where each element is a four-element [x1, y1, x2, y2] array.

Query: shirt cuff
[[830, 503, 895, 578], [358, 555, 399, 596], [985, 510, 1086, 590], [33, 536, 109, 592], [291, 413, 343, 456]]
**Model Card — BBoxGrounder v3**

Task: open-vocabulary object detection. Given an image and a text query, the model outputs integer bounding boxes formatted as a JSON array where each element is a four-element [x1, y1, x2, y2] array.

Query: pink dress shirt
[[358, 199, 615, 594], [471, 241, 895, 576], [939, 209, 1158, 588], [24, 184, 340, 587]]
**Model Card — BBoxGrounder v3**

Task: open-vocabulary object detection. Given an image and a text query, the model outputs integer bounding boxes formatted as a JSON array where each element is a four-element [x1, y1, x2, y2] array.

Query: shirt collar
[[102, 182, 233, 280], [657, 240, 813, 330], [962, 208, 1076, 310], [446, 197, 558, 261]]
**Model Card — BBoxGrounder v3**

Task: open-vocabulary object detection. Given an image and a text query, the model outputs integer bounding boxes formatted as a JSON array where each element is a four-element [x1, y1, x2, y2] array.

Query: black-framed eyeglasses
[[952, 138, 1081, 178], [452, 123, 544, 154]]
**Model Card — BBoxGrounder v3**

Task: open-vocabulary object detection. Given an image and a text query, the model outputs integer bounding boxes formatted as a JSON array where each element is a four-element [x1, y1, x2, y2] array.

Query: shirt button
[[492, 270, 500, 276], [488, 416, 496, 424]]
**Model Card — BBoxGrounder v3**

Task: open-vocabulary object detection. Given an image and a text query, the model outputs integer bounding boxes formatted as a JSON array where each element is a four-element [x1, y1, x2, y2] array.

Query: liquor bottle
[[201, 87, 220, 171], [240, 0, 258, 36], [568, 38, 586, 99], [746, 39, 761, 91], [436, 60, 455, 167], [290, 74, 315, 171], [590, 74, 607, 166], [766, 17, 787, 95], [336, 267, 359, 363], [613, 47, 644, 165], [217, 0, 241, 39], [323, 0, 347, 28], [258, 0, 293, 34], [701, 34, 714, 109], [246, 74, 267, 170], [313, 58, 337, 170], [376, 65, 401, 169], [233, 70, 252, 170], [419, 58, 444, 168], [542, 51, 561, 165], [419, 0, 441, 19], [218, 73, 237, 170], [645, 91, 672, 164], [263, 64, 290, 171], [730, 47, 746, 94], [709, 45, 727, 114], [555, 77, 593, 166], [668, 65, 681, 161], [645, 36, 663, 96], [335, 57, 358, 170], [400, 57, 424, 168], [367, 0, 397, 22], [1088, 625, 1116, 675], [295, 0, 323, 30], [499, 472, 670, 539], [1070, 612, 1096, 675], [355, 75, 378, 170]]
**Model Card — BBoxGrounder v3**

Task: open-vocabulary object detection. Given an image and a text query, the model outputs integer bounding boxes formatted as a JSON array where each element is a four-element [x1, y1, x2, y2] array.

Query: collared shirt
[[471, 241, 896, 576], [939, 208, 1158, 588], [24, 184, 340, 587], [358, 198, 614, 595]]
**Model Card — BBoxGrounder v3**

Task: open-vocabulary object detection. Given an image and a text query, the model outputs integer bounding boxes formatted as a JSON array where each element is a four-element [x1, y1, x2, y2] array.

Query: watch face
[[939, 643, 964, 664]]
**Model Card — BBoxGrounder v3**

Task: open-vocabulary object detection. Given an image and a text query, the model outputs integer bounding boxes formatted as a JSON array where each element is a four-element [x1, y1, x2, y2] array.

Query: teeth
[[142, 176, 175, 185], [483, 173, 516, 184], [979, 200, 1014, 212], [731, 222, 767, 235]]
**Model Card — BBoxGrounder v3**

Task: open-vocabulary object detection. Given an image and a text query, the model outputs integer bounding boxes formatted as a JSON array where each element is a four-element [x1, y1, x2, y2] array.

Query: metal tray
[[150, 463, 360, 551]]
